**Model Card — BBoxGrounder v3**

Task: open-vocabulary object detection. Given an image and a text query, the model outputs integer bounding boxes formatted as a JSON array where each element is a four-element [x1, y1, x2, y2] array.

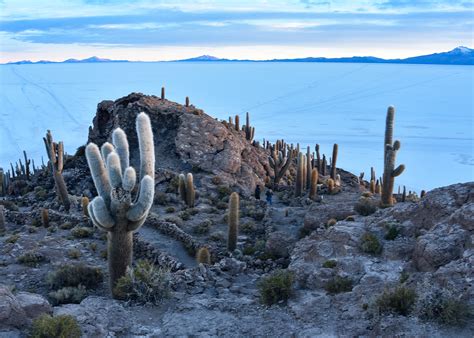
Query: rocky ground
[[0, 93, 472, 337]]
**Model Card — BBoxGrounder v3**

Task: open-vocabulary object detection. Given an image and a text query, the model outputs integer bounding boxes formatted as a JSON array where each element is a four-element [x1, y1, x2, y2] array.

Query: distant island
[[5, 46, 473, 66]]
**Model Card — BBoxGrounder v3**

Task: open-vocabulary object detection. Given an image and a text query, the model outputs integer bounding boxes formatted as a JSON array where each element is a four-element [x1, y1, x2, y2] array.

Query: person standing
[[265, 189, 273, 205], [255, 185, 261, 200]]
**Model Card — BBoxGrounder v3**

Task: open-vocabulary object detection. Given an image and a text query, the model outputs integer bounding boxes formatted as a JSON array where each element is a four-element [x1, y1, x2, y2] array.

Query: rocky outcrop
[[0, 285, 52, 330], [87, 93, 269, 194]]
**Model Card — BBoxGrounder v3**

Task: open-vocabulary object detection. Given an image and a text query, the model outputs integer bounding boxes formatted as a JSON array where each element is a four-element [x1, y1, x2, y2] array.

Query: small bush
[[67, 249, 81, 259], [354, 197, 377, 216], [178, 211, 191, 221], [298, 225, 312, 239], [258, 269, 293, 305], [360, 232, 382, 255], [384, 225, 400, 240], [217, 185, 232, 199], [30, 314, 81, 338], [188, 208, 199, 216], [345, 215, 355, 222], [18, 251, 46, 267], [376, 286, 416, 316], [216, 201, 228, 210], [48, 285, 87, 305], [326, 218, 337, 228], [325, 276, 353, 294], [193, 220, 212, 234], [5, 234, 20, 244], [415, 282, 471, 326], [113, 259, 171, 304], [322, 260, 337, 268], [59, 222, 74, 230], [241, 221, 256, 234], [211, 176, 222, 185], [209, 231, 225, 242], [47, 264, 103, 290], [165, 207, 175, 213], [71, 227, 93, 238]]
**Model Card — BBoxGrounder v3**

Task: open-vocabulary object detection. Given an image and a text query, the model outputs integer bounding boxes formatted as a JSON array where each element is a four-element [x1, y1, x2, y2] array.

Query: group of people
[[254, 184, 273, 205]]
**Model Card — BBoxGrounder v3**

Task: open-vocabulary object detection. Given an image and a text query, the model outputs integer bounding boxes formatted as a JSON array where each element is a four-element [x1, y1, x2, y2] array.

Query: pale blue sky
[[0, 0, 472, 62]]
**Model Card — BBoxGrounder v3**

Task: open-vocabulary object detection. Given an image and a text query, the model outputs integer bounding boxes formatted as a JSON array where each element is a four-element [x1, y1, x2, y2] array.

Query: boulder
[[0, 286, 27, 329], [15, 292, 52, 320], [265, 231, 295, 259]]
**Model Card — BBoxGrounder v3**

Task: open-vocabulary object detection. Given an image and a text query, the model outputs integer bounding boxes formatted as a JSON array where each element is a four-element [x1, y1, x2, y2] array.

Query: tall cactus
[[43, 131, 70, 211], [295, 153, 304, 197], [0, 205, 5, 234], [268, 145, 293, 186], [315, 144, 321, 172], [23, 151, 31, 180], [161, 87, 165, 100], [306, 146, 312, 190], [244, 112, 255, 141], [309, 168, 319, 201], [330, 143, 338, 180], [178, 173, 195, 207], [85, 112, 155, 298], [235, 115, 240, 131], [227, 192, 239, 252], [381, 106, 405, 207]]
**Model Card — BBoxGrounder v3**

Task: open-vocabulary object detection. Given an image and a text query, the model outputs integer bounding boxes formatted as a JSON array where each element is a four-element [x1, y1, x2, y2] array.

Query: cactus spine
[[86, 112, 155, 298], [309, 168, 319, 201], [295, 153, 304, 197], [381, 106, 405, 207], [227, 192, 239, 252], [43, 131, 70, 211], [196, 247, 211, 264], [178, 173, 195, 207], [330, 144, 338, 180]]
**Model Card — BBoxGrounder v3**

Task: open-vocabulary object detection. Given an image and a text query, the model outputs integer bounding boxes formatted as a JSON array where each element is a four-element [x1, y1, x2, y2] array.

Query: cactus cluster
[[268, 140, 294, 186], [178, 173, 195, 207], [43, 131, 70, 211], [381, 106, 405, 207], [85, 112, 155, 297], [227, 192, 239, 252]]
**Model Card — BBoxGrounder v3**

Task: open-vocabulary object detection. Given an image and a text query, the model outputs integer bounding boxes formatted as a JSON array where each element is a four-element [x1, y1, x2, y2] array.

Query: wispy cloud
[[0, 0, 472, 62]]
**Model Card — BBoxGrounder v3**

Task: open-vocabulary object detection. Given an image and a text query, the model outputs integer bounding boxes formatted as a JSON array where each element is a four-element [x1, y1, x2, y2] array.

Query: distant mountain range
[[5, 47, 473, 66]]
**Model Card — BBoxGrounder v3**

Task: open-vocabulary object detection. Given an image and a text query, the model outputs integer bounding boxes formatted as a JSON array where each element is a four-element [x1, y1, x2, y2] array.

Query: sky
[[0, 0, 472, 62]]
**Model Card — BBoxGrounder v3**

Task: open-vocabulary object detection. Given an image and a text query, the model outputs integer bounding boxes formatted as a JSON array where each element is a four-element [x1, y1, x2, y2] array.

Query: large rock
[[87, 93, 269, 194], [0, 286, 51, 329], [0, 286, 27, 329]]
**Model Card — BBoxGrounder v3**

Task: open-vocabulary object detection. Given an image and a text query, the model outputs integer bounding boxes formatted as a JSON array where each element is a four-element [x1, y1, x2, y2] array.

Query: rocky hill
[[0, 93, 472, 337]]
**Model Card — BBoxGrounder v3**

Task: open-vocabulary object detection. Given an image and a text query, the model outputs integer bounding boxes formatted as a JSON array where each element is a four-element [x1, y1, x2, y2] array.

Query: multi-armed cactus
[[86, 112, 155, 297], [227, 192, 239, 252], [381, 106, 405, 207], [43, 131, 70, 211], [178, 173, 195, 207], [295, 153, 304, 197], [244, 112, 255, 141], [268, 144, 293, 186]]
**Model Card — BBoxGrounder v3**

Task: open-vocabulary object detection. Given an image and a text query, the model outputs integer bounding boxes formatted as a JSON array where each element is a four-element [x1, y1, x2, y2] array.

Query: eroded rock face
[[87, 93, 269, 194], [0, 286, 52, 330]]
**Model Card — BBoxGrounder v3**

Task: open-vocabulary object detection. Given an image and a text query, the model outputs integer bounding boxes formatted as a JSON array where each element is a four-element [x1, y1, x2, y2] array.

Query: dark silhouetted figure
[[266, 189, 273, 205], [255, 185, 261, 200]]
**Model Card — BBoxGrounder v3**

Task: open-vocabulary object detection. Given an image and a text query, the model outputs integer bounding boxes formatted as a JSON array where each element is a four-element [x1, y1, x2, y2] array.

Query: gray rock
[[265, 231, 295, 259], [15, 292, 52, 320], [0, 286, 28, 329]]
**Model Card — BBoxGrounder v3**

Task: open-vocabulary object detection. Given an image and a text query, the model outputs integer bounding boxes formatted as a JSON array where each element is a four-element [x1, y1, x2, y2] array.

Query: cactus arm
[[112, 128, 130, 174], [101, 142, 114, 162], [127, 213, 148, 232], [86, 143, 111, 205], [392, 164, 405, 177], [90, 197, 115, 229], [127, 175, 154, 222], [136, 112, 155, 181], [122, 167, 136, 192], [88, 202, 111, 231], [107, 153, 122, 189]]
